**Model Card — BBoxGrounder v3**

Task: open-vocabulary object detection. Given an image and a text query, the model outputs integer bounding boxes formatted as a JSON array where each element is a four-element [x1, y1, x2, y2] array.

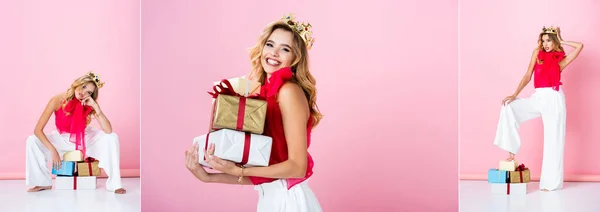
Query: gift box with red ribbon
[[194, 129, 272, 168], [54, 176, 97, 190], [76, 157, 101, 176], [509, 163, 530, 183], [208, 79, 267, 135]]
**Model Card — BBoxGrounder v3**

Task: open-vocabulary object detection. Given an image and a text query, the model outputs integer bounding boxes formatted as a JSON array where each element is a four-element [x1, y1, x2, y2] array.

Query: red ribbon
[[507, 183, 510, 194], [73, 176, 77, 190], [240, 132, 251, 165]]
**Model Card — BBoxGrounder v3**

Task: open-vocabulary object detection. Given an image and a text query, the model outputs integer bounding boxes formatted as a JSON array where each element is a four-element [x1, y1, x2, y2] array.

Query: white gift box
[[55, 176, 97, 190], [490, 183, 527, 195], [499, 160, 517, 171], [194, 129, 272, 167]]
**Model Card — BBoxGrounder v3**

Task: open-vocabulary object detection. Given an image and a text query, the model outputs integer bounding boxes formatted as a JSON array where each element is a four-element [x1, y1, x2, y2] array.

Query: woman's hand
[[51, 149, 62, 171], [557, 27, 564, 42], [82, 96, 99, 110], [205, 143, 241, 176], [502, 95, 516, 105], [185, 142, 210, 181]]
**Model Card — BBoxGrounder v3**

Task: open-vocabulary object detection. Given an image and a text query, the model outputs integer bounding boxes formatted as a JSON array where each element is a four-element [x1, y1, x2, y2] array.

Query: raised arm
[[557, 27, 584, 71]]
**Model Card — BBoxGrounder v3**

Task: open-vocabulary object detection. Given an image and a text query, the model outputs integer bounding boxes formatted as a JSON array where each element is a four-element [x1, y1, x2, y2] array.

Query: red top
[[55, 98, 93, 156], [534, 50, 566, 91], [248, 67, 315, 190]]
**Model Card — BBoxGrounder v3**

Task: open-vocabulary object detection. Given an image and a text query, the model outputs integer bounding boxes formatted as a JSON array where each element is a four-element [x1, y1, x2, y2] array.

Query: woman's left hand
[[82, 97, 99, 109], [204, 143, 241, 176]]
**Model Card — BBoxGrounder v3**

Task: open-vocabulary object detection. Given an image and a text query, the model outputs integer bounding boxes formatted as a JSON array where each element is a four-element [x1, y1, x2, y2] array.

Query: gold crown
[[542, 26, 558, 34], [87, 71, 105, 89], [281, 13, 314, 50]]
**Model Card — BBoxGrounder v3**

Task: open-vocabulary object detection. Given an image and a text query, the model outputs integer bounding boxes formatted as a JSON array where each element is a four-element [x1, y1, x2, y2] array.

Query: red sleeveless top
[[55, 98, 93, 156], [248, 67, 315, 190], [534, 50, 566, 91]]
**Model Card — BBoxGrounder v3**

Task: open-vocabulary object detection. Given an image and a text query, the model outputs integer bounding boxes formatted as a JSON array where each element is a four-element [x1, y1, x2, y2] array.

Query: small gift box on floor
[[509, 164, 530, 183], [487, 169, 509, 183], [52, 161, 76, 176], [63, 150, 83, 162], [77, 157, 101, 176], [194, 129, 272, 168], [499, 160, 518, 171], [213, 77, 261, 97], [209, 79, 267, 135], [490, 183, 527, 195], [55, 176, 97, 190]]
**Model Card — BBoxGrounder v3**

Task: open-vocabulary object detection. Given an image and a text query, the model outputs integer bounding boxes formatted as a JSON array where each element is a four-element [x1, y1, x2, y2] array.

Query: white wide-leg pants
[[494, 87, 566, 190], [25, 126, 123, 191], [254, 178, 322, 212]]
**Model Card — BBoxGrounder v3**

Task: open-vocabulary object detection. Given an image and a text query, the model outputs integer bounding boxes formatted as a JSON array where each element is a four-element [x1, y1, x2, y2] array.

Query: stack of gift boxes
[[488, 160, 531, 195], [51, 150, 101, 190], [193, 76, 273, 168]]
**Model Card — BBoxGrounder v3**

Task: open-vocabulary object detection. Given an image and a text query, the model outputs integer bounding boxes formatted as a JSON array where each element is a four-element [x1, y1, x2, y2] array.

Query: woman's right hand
[[502, 95, 516, 105], [185, 142, 209, 181], [51, 149, 62, 170]]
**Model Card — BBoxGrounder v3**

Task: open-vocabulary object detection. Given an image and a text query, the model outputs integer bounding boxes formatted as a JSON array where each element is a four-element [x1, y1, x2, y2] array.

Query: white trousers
[[25, 126, 123, 191], [494, 87, 566, 190], [254, 179, 322, 212]]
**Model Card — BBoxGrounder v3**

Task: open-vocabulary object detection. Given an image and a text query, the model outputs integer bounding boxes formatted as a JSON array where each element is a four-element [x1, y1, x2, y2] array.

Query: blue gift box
[[488, 169, 509, 183], [51, 161, 76, 176]]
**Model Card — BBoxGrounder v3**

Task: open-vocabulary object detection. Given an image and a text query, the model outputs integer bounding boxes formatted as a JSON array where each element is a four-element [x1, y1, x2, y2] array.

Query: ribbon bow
[[515, 163, 527, 171], [84, 157, 96, 162], [208, 79, 262, 99]]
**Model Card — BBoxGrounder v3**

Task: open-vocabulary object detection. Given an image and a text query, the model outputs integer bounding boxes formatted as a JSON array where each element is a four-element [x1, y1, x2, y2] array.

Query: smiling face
[[74, 82, 96, 100], [260, 28, 296, 77]]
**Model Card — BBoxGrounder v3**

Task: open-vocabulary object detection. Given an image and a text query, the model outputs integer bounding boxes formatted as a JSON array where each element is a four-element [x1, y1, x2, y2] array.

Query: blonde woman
[[26, 72, 126, 194], [494, 27, 584, 191], [185, 14, 322, 211]]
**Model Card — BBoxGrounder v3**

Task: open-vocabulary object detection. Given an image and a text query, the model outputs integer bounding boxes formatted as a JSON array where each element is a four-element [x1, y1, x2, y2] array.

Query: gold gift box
[[509, 169, 530, 183], [213, 77, 261, 96], [63, 150, 83, 162], [211, 94, 267, 135], [77, 160, 101, 176]]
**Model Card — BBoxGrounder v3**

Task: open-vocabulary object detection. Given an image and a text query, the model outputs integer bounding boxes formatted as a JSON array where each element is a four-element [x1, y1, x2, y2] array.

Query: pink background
[[0, 1, 140, 178], [142, 0, 457, 211], [460, 0, 600, 181]]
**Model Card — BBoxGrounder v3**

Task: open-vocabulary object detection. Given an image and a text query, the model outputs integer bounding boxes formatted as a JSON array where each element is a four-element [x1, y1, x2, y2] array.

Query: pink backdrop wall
[[460, 0, 600, 181], [142, 0, 457, 211], [0, 1, 140, 178]]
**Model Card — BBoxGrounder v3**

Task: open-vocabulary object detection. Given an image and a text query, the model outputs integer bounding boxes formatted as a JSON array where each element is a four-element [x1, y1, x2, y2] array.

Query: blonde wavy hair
[[248, 21, 323, 128], [537, 32, 564, 53], [62, 72, 102, 124]]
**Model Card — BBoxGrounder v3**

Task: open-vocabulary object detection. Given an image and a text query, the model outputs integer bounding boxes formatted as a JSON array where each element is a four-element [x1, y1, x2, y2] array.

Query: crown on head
[[281, 13, 314, 50], [542, 26, 558, 34], [87, 71, 105, 89]]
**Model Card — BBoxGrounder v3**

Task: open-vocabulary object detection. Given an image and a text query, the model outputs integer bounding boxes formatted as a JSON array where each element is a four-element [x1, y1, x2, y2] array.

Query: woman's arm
[[510, 49, 539, 97], [557, 27, 584, 70], [83, 97, 113, 134], [33, 94, 62, 152], [93, 106, 113, 134], [559, 40, 584, 71], [242, 82, 310, 179]]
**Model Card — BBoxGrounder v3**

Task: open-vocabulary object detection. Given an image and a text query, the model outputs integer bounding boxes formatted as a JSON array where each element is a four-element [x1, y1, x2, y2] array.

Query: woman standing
[[494, 26, 584, 191], [185, 14, 322, 211]]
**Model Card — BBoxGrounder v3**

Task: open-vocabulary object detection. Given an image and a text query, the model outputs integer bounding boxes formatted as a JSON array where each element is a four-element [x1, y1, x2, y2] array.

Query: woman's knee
[[102, 132, 120, 144], [26, 136, 40, 149]]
